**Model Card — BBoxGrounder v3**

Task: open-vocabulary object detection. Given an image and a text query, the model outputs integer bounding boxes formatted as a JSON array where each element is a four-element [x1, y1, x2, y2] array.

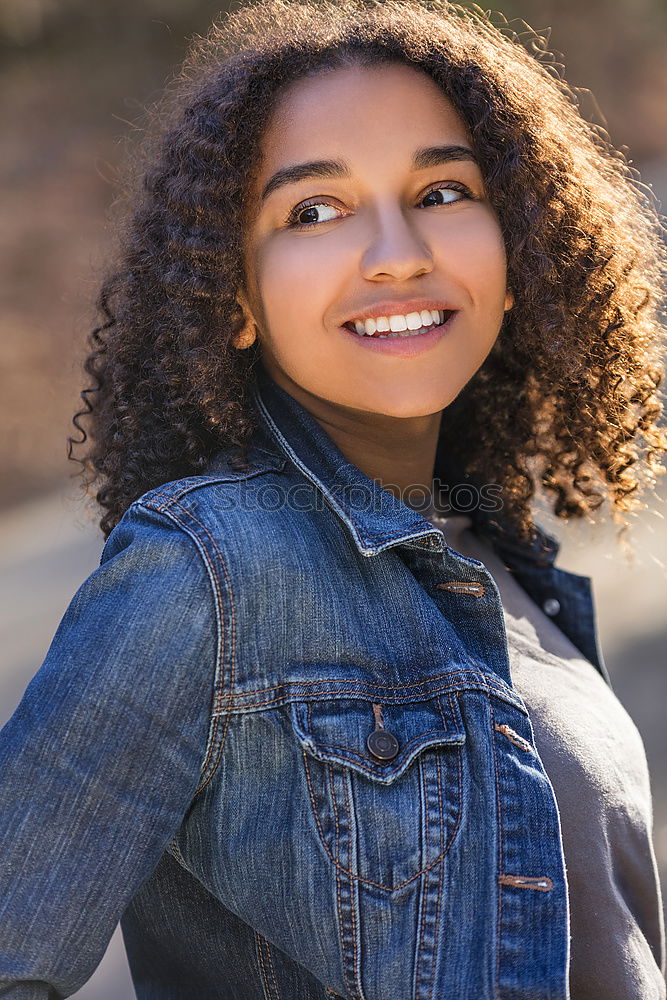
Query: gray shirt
[[431, 513, 666, 998]]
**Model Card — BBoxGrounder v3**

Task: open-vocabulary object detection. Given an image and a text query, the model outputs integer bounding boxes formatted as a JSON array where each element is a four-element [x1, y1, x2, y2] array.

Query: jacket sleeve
[[0, 501, 221, 998]]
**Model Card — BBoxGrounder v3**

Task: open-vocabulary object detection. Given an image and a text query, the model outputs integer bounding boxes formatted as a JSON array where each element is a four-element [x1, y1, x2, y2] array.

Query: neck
[[263, 368, 443, 511], [320, 412, 441, 512]]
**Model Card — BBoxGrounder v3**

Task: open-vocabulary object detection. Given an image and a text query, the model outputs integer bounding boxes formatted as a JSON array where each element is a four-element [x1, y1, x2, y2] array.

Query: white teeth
[[350, 309, 447, 337], [389, 315, 408, 332]]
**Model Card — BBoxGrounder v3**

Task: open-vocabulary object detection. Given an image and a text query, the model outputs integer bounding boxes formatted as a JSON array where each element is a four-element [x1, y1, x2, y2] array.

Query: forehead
[[258, 61, 472, 166]]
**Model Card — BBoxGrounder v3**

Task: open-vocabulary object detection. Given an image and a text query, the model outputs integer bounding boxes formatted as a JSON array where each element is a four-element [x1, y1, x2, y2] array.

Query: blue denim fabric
[[0, 364, 613, 999]]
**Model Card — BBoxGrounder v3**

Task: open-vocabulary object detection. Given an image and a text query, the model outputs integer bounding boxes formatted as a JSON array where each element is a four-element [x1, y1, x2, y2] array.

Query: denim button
[[542, 597, 561, 616], [367, 729, 400, 761]]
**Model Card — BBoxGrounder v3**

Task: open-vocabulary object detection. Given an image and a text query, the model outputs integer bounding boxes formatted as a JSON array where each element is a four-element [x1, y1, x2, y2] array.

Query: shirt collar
[[250, 364, 560, 568]]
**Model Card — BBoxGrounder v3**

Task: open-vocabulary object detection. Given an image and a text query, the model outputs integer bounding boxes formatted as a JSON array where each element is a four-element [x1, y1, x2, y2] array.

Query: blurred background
[[0, 0, 666, 995]]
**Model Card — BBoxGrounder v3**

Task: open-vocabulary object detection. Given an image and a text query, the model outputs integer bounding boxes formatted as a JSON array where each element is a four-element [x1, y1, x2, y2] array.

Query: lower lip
[[339, 313, 458, 357]]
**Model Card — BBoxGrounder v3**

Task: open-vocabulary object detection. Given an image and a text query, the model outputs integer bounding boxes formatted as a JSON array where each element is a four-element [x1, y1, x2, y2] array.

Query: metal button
[[542, 597, 561, 617], [367, 729, 400, 762]]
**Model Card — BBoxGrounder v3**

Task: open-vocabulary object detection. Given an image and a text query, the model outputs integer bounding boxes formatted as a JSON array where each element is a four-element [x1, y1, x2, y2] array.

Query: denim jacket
[[0, 364, 613, 999]]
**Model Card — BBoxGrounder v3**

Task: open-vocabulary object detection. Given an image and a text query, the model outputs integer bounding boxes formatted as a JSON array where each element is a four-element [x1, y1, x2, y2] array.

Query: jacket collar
[[250, 364, 560, 567], [248, 365, 611, 685]]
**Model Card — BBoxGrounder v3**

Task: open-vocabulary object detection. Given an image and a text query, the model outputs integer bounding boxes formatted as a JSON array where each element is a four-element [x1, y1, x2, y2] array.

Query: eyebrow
[[260, 144, 479, 203]]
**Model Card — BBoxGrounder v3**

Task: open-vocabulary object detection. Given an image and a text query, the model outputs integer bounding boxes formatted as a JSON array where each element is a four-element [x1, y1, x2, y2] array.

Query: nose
[[358, 202, 434, 281]]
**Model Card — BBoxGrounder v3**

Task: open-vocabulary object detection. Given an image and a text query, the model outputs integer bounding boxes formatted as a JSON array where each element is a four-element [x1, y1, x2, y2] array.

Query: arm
[[0, 501, 220, 998]]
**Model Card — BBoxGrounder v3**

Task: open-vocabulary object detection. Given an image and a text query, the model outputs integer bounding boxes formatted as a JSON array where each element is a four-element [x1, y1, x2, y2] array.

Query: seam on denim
[[304, 749, 335, 862], [494, 723, 532, 753], [254, 932, 269, 1000], [489, 698, 503, 1000], [413, 750, 446, 1000], [419, 858, 444, 1000], [191, 716, 218, 796], [437, 694, 465, 857], [165, 500, 243, 798], [214, 668, 510, 700], [341, 770, 363, 998], [428, 861, 446, 999], [336, 867, 360, 1000], [212, 668, 516, 704], [450, 696, 464, 855], [435, 695, 448, 732], [252, 391, 359, 543], [213, 676, 527, 720], [332, 784, 351, 1000], [498, 874, 554, 891], [171, 502, 236, 776], [133, 503, 226, 800], [255, 932, 278, 1000], [363, 524, 440, 543], [415, 881, 429, 998], [415, 760, 430, 996], [301, 747, 462, 892], [164, 837, 194, 877], [329, 761, 341, 863], [428, 751, 446, 999], [335, 866, 345, 995], [264, 938, 281, 997], [170, 501, 237, 710], [138, 463, 286, 511], [163, 505, 229, 792], [436, 581, 485, 597]]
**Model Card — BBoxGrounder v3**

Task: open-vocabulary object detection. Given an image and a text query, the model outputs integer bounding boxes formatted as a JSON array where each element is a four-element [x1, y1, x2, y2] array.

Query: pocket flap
[[290, 695, 466, 785]]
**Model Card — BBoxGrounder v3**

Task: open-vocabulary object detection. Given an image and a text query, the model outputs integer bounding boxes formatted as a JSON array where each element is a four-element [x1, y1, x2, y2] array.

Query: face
[[238, 61, 513, 420]]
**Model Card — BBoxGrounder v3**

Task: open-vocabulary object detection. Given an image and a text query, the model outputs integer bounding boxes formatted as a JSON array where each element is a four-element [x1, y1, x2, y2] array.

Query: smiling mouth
[[344, 310, 455, 338]]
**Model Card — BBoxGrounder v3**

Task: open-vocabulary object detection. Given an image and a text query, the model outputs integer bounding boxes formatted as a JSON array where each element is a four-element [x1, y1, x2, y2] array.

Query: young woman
[[1, 0, 666, 997]]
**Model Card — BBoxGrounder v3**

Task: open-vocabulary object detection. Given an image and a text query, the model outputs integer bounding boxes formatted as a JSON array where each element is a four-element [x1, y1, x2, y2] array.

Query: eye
[[285, 200, 344, 229], [284, 181, 474, 230], [418, 181, 473, 207]]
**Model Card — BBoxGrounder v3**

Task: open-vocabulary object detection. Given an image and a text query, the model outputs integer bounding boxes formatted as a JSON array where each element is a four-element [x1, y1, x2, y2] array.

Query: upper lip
[[342, 299, 458, 326]]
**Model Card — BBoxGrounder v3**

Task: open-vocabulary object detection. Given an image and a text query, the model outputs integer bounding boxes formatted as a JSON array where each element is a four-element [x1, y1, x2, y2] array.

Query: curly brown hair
[[69, 0, 667, 542]]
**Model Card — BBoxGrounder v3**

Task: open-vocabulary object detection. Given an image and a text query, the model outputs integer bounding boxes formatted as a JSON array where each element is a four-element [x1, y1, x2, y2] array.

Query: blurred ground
[[1, 0, 666, 995]]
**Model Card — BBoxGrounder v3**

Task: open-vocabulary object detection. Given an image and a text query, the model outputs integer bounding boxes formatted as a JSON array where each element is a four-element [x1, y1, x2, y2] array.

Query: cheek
[[436, 210, 507, 296], [254, 238, 337, 340]]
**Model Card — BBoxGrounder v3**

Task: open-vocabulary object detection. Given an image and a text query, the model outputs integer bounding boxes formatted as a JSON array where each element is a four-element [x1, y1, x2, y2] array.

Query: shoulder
[[134, 443, 287, 513], [104, 441, 300, 585]]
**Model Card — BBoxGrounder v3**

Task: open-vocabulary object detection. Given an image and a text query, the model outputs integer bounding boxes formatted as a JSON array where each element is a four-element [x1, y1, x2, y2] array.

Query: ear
[[233, 287, 258, 350], [504, 288, 514, 311]]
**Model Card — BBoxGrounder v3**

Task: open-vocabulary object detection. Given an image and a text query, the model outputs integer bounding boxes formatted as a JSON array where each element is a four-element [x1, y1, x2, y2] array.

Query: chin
[[354, 386, 455, 420]]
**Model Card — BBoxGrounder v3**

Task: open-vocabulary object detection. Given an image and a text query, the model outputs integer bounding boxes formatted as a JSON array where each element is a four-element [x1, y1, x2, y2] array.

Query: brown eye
[[286, 201, 343, 228], [419, 182, 472, 207]]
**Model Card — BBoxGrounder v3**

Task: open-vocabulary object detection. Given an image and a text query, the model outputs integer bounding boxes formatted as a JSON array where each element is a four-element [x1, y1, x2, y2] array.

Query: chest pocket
[[290, 692, 466, 892]]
